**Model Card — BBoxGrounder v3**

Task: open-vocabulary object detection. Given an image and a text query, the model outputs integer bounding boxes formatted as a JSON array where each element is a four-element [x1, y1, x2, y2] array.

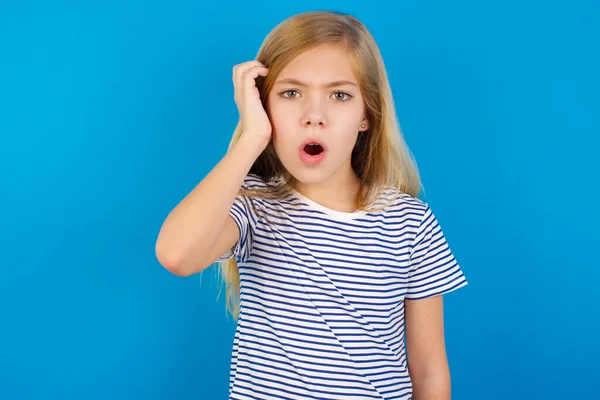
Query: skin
[[266, 43, 369, 213], [266, 43, 451, 399], [406, 296, 452, 399]]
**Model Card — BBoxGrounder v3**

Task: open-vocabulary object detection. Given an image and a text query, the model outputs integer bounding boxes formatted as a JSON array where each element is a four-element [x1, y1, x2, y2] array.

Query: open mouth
[[303, 143, 324, 156], [299, 139, 327, 165]]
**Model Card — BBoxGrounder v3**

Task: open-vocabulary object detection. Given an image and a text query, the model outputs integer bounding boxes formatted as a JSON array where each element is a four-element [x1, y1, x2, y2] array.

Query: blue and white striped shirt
[[216, 173, 467, 400]]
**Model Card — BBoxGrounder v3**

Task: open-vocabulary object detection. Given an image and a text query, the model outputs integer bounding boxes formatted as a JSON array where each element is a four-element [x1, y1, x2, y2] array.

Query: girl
[[156, 10, 467, 400]]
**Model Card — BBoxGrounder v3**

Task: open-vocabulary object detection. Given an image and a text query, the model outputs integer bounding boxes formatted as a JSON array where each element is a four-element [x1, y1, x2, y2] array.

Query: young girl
[[156, 10, 467, 400]]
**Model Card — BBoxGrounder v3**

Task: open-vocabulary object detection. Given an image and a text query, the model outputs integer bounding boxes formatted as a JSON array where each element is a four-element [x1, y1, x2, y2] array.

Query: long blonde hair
[[212, 10, 424, 322]]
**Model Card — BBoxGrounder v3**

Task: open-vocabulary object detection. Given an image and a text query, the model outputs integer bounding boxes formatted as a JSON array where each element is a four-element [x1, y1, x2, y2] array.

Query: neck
[[286, 169, 362, 213]]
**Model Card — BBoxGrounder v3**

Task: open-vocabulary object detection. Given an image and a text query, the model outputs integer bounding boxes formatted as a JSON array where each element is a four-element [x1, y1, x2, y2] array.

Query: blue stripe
[[220, 173, 467, 400]]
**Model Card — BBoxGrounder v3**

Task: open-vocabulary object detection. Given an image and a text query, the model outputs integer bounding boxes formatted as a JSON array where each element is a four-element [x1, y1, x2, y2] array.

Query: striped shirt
[[216, 173, 467, 400]]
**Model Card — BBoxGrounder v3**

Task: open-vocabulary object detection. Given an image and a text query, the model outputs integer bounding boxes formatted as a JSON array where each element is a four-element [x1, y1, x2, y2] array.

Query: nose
[[300, 97, 326, 128]]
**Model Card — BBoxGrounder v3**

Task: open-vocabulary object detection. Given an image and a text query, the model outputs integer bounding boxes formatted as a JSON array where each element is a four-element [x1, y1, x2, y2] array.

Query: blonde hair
[[212, 10, 424, 322]]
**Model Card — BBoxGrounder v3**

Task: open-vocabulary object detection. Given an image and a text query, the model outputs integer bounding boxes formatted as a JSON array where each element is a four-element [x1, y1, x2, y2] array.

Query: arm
[[155, 134, 268, 276], [405, 295, 451, 400]]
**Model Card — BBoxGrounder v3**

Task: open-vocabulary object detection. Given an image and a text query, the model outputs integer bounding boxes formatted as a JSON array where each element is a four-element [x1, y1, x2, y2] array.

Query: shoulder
[[376, 185, 429, 216]]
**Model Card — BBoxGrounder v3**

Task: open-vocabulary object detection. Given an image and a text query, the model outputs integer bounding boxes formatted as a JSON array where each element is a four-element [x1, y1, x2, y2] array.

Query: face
[[266, 44, 369, 185]]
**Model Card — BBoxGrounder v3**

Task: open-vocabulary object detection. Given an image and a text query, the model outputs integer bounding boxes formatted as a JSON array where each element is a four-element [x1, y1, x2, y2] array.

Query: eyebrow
[[274, 78, 358, 88]]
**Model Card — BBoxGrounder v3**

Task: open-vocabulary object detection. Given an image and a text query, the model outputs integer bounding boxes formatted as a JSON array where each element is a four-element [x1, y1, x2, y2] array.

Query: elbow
[[157, 251, 196, 277], [155, 239, 209, 277], [155, 239, 190, 277], [410, 366, 451, 400]]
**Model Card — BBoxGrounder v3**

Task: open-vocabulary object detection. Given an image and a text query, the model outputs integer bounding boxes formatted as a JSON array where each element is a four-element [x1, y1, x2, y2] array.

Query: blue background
[[1, 1, 598, 399]]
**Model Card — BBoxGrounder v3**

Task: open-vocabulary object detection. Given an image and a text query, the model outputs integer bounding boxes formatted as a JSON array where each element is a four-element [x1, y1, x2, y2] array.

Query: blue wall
[[1, 1, 598, 399]]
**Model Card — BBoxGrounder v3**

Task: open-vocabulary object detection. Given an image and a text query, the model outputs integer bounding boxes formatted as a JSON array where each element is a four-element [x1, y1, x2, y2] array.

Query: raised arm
[[155, 60, 271, 276]]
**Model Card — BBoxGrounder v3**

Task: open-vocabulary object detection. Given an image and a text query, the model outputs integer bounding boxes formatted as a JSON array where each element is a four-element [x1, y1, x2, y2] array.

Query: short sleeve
[[406, 204, 468, 300], [215, 195, 252, 262], [214, 183, 256, 264]]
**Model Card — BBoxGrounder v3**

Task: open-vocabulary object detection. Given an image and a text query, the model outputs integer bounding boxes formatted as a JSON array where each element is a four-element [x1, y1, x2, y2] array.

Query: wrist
[[238, 133, 270, 154]]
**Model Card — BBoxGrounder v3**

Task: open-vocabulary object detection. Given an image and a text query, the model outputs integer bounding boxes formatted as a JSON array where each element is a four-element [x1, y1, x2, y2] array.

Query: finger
[[241, 65, 269, 98], [233, 60, 265, 83], [233, 61, 266, 102]]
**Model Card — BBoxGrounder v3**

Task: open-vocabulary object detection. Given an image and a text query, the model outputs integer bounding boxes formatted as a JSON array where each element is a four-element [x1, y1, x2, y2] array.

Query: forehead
[[277, 44, 358, 84]]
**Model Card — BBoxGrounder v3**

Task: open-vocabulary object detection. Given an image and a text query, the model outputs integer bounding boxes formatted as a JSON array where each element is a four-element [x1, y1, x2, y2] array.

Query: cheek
[[267, 103, 293, 144], [268, 100, 287, 124], [272, 128, 293, 155], [267, 98, 281, 129]]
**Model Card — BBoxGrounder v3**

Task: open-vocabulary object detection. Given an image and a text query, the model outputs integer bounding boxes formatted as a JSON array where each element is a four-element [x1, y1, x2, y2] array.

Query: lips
[[299, 137, 327, 166], [299, 138, 327, 153]]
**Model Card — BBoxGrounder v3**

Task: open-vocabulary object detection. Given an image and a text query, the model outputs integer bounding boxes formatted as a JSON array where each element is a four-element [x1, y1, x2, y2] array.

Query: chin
[[276, 148, 336, 185], [284, 164, 331, 185]]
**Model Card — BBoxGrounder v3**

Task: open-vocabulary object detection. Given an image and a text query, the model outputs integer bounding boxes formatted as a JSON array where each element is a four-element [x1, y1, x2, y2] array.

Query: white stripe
[[216, 174, 468, 399]]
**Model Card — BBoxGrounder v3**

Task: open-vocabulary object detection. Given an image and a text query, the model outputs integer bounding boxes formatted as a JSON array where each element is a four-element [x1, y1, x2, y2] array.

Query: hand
[[232, 60, 272, 144]]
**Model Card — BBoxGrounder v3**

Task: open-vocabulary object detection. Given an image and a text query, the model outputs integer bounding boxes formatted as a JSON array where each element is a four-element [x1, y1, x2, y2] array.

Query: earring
[[361, 124, 366, 129]]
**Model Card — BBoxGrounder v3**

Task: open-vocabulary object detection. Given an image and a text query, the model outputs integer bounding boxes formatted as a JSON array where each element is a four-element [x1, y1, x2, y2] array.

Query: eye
[[279, 89, 300, 99], [278, 89, 354, 101], [331, 91, 353, 101]]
